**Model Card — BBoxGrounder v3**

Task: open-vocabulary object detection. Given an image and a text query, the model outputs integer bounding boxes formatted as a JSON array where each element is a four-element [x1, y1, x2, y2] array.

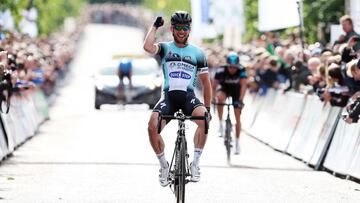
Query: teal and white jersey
[[156, 41, 208, 92]]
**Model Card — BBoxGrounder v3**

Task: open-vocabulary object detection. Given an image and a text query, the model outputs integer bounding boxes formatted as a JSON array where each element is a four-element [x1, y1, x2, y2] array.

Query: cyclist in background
[[117, 59, 133, 88], [212, 52, 247, 154], [143, 11, 212, 187], [117, 59, 132, 101]]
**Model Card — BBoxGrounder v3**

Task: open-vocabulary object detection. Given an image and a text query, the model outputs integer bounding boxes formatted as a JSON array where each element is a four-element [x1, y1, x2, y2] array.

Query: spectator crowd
[[2, 4, 360, 123], [204, 15, 360, 124]]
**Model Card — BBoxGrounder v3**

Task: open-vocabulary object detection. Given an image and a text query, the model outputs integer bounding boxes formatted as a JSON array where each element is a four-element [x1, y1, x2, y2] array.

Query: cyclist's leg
[[216, 88, 227, 135], [147, 111, 167, 154], [128, 70, 132, 89], [234, 107, 241, 139], [190, 105, 207, 182], [185, 93, 207, 182], [149, 96, 173, 186], [216, 89, 227, 121], [148, 96, 172, 167], [231, 89, 242, 154], [191, 106, 208, 149], [117, 74, 125, 100]]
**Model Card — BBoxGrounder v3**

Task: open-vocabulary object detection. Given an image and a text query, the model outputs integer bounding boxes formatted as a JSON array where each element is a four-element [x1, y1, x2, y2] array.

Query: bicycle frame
[[213, 102, 233, 163], [157, 109, 208, 203]]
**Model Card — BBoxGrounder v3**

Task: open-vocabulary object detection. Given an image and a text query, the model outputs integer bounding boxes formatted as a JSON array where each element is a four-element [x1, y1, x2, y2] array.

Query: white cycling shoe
[[159, 164, 169, 187], [190, 162, 201, 182]]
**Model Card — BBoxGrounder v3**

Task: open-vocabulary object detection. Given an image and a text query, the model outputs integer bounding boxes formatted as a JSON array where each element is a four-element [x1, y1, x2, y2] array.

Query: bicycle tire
[[225, 119, 232, 163], [176, 138, 186, 203]]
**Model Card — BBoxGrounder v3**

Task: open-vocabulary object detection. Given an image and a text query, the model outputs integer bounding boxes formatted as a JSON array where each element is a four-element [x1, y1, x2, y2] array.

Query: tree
[[142, 0, 191, 19], [303, 0, 344, 44], [35, 0, 86, 36], [0, 0, 85, 36]]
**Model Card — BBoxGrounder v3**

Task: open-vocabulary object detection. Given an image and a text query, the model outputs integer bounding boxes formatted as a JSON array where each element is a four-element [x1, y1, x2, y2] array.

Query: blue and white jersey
[[157, 42, 208, 92]]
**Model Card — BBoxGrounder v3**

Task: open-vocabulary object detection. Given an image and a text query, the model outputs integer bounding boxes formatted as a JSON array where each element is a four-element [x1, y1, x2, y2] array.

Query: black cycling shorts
[[218, 85, 240, 103], [153, 90, 203, 118], [119, 72, 131, 81]]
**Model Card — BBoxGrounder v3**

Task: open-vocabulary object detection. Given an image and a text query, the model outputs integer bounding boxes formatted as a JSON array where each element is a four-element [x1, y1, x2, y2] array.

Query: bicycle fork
[[169, 125, 190, 190]]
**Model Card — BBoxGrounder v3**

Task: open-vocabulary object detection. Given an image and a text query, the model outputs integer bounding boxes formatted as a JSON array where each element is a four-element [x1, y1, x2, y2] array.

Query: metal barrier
[[242, 90, 360, 181], [0, 89, 49, 161]]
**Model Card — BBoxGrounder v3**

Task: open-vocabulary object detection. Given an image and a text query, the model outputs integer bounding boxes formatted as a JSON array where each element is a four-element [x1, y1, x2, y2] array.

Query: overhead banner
[[210, 0, 245, 34], [191, 0, 217, 40], [258, 0, 300, 31], [350, 0, 360, 33]]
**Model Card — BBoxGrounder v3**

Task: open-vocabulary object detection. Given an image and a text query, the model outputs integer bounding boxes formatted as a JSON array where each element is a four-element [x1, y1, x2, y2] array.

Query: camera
[[344, 97, 360, 123], [0, 68, 13, 114]]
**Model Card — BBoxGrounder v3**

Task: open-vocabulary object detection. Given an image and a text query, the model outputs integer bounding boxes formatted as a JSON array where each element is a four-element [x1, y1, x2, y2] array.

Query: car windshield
[[98, 58, 159, 76], [99, 67, 116, 75], [132, 58, 159, 75]]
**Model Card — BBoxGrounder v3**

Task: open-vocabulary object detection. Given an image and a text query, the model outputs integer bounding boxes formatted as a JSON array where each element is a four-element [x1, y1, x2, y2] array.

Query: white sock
[[193, 148, 203, 166], [156, 152, 168, 169], [235, 138, 240, 147], [219, 120, 223, 128]]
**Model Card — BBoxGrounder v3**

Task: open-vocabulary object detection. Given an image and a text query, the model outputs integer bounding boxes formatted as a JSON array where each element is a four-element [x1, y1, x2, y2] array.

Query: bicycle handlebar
[[157, 111, 209, 134]]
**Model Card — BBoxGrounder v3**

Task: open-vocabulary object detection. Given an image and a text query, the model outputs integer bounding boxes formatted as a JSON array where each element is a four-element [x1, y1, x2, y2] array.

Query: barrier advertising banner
[[309, 107, 341, 166], [323, 116, 360, 175], [287, 96, 332, 163]]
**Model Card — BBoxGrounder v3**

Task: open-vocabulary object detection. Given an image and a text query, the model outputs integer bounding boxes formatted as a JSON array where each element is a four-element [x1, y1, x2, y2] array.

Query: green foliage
[[35, 0, 86, 36], [303, 0, 344, 43], [0, 0, 85, 36], [0, 0, 28, 26], [142, 0, 191, 19], [243, 0, 259, 41], [88, 0, 141, 3]]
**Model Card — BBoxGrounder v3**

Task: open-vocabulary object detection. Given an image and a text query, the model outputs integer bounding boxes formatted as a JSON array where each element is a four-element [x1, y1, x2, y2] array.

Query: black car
[[94, 57, 162, 109]]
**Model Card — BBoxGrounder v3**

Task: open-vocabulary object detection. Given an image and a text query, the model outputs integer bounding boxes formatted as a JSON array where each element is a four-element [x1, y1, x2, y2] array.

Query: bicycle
[[212, 102, 233, 164], [157, 109, 208, 203]]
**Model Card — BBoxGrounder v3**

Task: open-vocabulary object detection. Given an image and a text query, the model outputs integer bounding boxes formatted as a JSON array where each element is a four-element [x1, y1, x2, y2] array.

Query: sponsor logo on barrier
[[169, 71, 191, 79]]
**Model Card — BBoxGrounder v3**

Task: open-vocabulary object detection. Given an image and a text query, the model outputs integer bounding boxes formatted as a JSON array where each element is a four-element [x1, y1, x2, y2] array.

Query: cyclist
[[117, 59, 132, 100], [212, 52, 247, 154], [143, 11, 212, 187], [117, 59, 133, 87]]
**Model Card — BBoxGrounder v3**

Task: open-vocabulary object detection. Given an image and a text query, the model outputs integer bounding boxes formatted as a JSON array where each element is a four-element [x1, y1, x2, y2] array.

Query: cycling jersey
[[157, 42, 208, 92], [118, 59, 132, 76], [214, 65, 247, 102], [214, 65, 247, 88]]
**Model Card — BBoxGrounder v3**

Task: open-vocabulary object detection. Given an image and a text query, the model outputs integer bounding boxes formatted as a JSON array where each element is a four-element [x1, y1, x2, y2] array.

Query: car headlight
[[95, 81, 104, 90], [155, 78, 162, 87], [146, 83, 156, 90]]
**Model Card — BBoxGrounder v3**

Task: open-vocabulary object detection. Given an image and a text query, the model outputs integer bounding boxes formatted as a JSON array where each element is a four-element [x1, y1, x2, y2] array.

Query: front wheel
[[225, 119, 232, 163], [175, 140, 186, 203]]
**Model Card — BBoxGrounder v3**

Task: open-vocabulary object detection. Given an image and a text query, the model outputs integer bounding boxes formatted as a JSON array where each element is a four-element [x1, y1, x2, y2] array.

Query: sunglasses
[[174, 25, 190, 31]]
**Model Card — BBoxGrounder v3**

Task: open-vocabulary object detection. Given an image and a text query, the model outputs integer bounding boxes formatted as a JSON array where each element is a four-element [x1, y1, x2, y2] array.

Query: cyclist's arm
[[143, 26, 159, 55], [239, 67, 247, 101], [211, 78, 219, 99], [117, 65, 121, 77], [199, 73, 212, 108], [239, 78, 247, 101]]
